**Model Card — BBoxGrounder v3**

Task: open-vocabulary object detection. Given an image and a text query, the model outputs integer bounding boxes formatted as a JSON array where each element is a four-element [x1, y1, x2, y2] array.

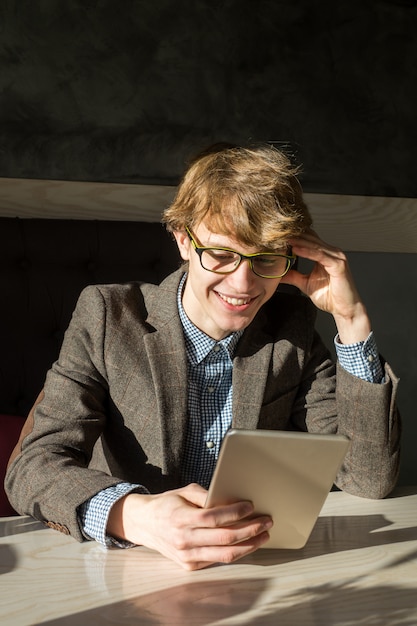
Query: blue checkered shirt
[[78, 277, 384, 546]]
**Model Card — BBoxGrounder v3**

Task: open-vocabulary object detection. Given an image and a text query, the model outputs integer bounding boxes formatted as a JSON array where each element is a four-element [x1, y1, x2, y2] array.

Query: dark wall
[[1, 0, 417, 195]]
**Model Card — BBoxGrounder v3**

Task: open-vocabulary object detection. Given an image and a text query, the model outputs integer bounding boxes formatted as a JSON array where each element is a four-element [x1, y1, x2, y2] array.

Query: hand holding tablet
[[205, 429, 350, 549]]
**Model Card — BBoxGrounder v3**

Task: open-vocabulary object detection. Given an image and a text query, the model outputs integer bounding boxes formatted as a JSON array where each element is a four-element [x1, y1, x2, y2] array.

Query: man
[[5, 145, 401, 570]]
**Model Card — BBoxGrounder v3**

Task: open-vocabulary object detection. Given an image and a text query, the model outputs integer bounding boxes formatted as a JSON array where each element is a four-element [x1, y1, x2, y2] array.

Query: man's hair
[[162, 144, 312, 250]]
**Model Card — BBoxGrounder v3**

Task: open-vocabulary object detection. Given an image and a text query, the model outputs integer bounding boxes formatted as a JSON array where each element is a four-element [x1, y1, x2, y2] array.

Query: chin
[[220, 315, 253, 334]]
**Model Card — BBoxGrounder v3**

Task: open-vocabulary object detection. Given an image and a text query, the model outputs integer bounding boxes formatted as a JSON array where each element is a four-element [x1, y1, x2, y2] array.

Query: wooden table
[[1, 487, 416, 625]]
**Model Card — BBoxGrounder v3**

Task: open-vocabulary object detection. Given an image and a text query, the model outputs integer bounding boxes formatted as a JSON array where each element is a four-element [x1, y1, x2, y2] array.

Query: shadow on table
[[0, 515, 45, 539], [37, 577, 268, 625], [240, 512, 417, 567], [38, 577, 417, 625], [0, 544, 18, 575]]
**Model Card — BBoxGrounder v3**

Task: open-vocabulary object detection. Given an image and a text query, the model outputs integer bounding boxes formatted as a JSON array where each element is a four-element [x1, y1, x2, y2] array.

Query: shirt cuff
[[77, 482, 149, 548], [334, 331, 384, 383]]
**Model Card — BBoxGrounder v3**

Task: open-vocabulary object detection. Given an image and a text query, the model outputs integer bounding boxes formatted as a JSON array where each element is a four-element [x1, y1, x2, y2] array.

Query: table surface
[[1, 487, 416, 626]]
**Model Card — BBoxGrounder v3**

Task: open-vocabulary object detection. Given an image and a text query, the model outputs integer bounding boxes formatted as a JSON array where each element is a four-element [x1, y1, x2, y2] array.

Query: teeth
[[219, 293, 251, 306]]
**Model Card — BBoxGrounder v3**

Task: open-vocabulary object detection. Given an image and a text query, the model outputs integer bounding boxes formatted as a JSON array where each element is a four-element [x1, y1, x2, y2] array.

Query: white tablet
[[205, 429, 350, 549]]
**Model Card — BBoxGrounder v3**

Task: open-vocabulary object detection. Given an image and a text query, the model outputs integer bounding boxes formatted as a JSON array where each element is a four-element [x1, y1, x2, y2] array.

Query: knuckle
[[170, 525, 191, 551], [182, 562, 200, 571], [217, 529, 234, 546], [219, 547, 242, 564], [172, 534, 188, 551], [175, 548, 208, 571]]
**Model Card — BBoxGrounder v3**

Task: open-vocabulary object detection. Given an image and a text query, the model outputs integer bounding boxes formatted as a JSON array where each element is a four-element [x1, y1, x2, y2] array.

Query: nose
[[227, 258, 257, 291]]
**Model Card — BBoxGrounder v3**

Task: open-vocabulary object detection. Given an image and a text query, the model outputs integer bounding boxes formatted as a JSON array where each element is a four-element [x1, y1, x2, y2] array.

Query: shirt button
[[368, 354, 375, 363], [213, 345, 220, 352], [207, 386, 215, 393], [206, 441, 215, 449]]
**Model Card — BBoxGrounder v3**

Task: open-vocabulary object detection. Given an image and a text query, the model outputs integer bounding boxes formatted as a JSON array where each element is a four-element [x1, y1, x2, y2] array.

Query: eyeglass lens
[[201, 249, 290, 277]]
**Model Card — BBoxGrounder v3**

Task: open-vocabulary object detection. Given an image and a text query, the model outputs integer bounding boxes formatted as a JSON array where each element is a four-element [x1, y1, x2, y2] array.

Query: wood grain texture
[[304, 192, 417, 253], [0, 177, 176, 222], [1, 487, 416, 625], [1, 177, 416, 252]]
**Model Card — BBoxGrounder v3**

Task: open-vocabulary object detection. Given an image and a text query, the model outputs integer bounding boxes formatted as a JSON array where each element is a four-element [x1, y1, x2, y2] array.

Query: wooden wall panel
[[1, 177, 415, 253]]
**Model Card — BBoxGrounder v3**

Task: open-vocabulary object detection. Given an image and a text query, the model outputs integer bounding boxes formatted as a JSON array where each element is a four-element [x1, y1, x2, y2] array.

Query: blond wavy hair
[[162, 144, 312, 250]]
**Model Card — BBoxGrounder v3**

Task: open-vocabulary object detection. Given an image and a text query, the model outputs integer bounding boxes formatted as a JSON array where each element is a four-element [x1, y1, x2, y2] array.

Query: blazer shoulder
[[77, 270, 183, 326], [87, 268, 183, 303], [77, 281, 151, 314]]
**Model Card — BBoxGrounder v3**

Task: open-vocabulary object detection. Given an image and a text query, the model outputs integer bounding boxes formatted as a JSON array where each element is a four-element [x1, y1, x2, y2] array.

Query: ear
[[172, 230, 191, 262]]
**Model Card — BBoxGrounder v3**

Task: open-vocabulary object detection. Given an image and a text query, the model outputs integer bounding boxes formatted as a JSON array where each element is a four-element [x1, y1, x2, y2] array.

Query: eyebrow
[[203, 241, 289, 255], [192, 229, 288, 254]]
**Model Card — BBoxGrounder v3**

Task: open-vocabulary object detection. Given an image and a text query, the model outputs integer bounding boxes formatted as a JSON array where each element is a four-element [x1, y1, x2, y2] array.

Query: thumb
[[178, 483, 209, 508]]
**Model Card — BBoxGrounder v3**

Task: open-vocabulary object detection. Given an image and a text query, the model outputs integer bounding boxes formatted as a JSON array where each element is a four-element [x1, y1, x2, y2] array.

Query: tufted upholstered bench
[[0, 216, 180, 514]]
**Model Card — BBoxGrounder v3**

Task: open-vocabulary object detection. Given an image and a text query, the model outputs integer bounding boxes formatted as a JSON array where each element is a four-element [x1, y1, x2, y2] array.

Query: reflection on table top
[[1, 487, 416, 626]]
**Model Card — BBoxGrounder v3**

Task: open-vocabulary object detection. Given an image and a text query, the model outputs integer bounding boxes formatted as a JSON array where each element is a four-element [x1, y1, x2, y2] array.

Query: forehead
[[193, 222, 288, 254]]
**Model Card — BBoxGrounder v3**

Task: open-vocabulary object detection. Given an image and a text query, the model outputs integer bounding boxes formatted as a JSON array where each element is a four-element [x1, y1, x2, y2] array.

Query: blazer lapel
[[144, 272, 189, 481]]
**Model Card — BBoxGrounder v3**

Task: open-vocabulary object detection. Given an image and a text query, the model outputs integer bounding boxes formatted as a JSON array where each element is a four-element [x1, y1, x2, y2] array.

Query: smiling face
[[173, 222, 283, 340]]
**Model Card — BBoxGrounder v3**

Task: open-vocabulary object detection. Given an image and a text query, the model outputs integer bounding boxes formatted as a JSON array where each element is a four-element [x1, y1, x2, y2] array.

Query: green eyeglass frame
[[185, 227, 296, 279]]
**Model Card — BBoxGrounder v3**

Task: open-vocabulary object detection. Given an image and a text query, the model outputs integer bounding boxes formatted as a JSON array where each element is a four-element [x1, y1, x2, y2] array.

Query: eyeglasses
[[185, 227, 296, 279]]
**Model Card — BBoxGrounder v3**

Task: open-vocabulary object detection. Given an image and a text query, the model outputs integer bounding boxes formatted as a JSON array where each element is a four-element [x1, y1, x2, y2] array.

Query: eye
[[207, 249, 237, 262], [257, 255, 279, 266]]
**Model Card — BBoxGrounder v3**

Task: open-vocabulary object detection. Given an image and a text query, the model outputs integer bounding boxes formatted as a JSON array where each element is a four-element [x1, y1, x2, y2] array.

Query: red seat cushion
[[0, 414, 25, 516]]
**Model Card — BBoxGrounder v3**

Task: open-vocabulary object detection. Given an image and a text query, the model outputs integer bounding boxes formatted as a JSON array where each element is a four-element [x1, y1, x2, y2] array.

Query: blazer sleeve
[[5, 286, 127, 541], [332, 361, 401, 498], [293, 332, 401, 499]]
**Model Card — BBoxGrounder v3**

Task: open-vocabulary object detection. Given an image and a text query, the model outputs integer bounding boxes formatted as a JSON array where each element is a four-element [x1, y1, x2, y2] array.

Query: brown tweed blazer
[[5, 269, 401, 540]]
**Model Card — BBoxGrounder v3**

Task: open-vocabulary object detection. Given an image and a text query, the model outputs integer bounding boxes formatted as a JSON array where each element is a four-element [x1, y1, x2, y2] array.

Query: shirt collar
[[177, 273, 243, 364]]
